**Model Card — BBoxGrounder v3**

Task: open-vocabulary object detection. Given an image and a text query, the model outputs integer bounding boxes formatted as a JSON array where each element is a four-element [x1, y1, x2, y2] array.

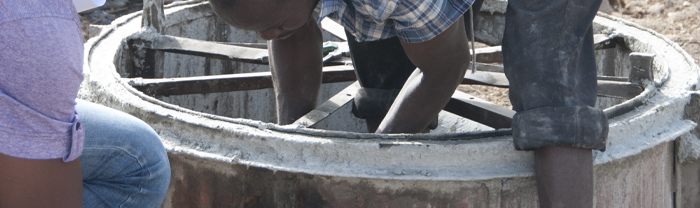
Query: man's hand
[[268, 18, 324, 125]]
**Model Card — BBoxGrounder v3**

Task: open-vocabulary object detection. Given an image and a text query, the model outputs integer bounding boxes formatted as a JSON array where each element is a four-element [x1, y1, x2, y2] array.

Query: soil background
[[79, 0, 700, 108], [606, 0, 700, 63], [79, 0, 699, 62], [462, 0, 700, 108]]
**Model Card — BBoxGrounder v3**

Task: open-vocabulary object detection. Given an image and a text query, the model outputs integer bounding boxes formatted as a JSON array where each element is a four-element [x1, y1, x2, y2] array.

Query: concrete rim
[[79, 0, 699, 181]]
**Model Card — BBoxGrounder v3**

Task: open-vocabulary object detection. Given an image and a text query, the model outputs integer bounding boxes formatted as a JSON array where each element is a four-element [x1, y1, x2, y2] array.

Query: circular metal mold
[[80, 0, 700, 206]]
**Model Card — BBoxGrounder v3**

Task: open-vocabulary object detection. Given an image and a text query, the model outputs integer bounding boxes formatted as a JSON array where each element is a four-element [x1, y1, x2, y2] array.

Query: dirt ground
[[607, 0, 700, 63], [79, 0, 699, 62], [463, 0, 700, 108], [79, 0, 699, 109]]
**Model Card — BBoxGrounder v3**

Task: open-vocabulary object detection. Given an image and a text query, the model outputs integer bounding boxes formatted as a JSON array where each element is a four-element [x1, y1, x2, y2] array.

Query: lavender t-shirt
[[0, 0, 85, 162]]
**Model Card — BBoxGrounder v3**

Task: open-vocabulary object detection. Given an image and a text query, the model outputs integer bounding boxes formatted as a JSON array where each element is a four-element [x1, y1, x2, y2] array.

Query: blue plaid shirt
[[315, 0, 474, 43]]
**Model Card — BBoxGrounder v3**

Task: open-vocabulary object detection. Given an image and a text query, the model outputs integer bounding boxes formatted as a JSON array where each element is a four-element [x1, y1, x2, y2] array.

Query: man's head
[[210, 0, 317, 40]]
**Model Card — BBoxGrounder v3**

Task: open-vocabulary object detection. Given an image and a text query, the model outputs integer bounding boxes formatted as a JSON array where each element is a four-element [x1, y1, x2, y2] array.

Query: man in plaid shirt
[[211, 0, 607, 206], [211, 0, 474, 134]]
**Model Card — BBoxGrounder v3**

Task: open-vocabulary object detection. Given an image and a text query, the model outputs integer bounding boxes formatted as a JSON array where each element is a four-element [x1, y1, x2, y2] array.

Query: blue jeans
[[76, 100, 171, 208]]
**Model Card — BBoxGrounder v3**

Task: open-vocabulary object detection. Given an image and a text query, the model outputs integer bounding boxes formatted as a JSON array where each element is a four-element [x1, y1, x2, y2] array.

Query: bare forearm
[[269, 19, 323, 124], [0, 154, 82, 208], [376, 67, 464, 133], [377, 17, 469, 133]]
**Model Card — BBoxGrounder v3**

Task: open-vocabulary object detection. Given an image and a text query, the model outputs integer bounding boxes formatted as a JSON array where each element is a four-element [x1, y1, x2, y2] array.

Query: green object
[[322, 42, 338, 56]]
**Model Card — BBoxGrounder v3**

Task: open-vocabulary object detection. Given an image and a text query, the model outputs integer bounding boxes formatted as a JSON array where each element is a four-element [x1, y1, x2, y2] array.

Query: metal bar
[[444, 91, 516, 129], [127, 66, 356, 96], [148, 35, 270, 65], [293, 82, 360, 127], [597, 80, 644, 99]]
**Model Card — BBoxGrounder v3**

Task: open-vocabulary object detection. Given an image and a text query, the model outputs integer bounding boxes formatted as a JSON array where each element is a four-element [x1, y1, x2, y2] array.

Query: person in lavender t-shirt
[[0, 0, 170, 207]]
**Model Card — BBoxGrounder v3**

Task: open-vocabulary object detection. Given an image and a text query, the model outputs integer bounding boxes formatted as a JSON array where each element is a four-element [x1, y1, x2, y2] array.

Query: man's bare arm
[[268, 18, 324, 125], [0, 154, 82, 208], [376, 17, 470, 133]]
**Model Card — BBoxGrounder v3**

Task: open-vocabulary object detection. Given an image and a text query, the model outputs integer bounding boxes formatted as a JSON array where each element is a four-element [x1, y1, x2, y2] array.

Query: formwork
[[79, 0, 700, 207]]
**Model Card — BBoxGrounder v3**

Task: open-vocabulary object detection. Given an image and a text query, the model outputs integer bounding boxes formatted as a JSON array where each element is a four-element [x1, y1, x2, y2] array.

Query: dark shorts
[[348, 0, 608, 150], [503, 0, 608, 151]]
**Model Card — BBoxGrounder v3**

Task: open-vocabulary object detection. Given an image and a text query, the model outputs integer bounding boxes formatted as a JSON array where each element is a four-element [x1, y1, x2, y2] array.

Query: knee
[[123, 123, 171, 189], [76, 100, 171, 191]]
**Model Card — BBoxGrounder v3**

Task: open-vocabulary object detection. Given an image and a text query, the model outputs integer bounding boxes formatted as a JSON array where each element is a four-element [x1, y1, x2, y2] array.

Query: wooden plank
[[147, 36, 351, 66], [474, 63, 504, 73], [294, 82, 519, 129], [594, 34, 621, 50], [597, 80, 644, 99], [139, 34, 619, 67], [474, 46, 503, 63], [128, 71, 272, 96], [130, 34, 644, 100], [127, 63, 523, 96], [125, 65, 639, 98], [320, 65, 357, 83], [127, 38, 161, 78], [320, 18, 347, 41], [461, 71, 510, 88], [594, 34, 613, 49], [149, 35, 270, 64], [224, 42, 267, 49], [468, 34, 621, 64], [444, 91, 516, 129], [127, 66, 356, 96], [471, 64, 631, 83], [597, 75, 628, 82], [293, 82, 360, 127], [463, 65, 641, 100]]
